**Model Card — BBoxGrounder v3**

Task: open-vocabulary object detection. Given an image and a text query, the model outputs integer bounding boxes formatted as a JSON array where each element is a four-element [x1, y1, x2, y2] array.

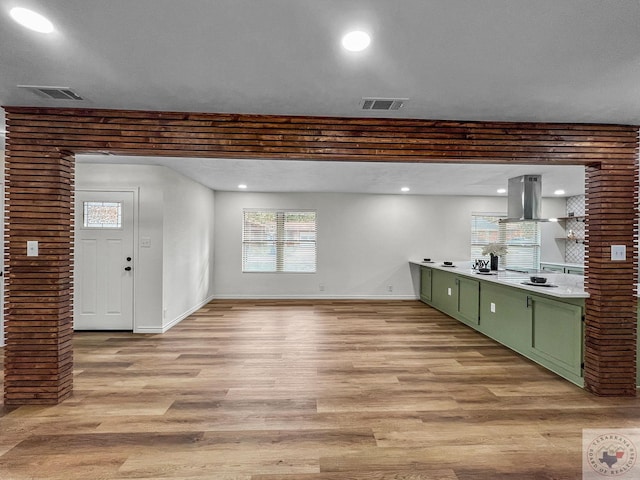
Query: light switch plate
[[140, 237, 151, 248], [490, 302, 496, 313], [611, 245, 626, 261], [27, 240, 38, 257], [447, 287, 452, 296]]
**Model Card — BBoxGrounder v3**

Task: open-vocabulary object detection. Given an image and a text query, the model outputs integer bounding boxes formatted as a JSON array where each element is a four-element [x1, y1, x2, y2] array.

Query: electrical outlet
[[387, 285, 393, 292], [319, 284, 325, 292]]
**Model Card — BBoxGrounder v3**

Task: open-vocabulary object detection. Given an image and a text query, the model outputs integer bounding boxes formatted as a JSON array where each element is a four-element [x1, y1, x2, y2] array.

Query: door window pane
[[83, 201, 122, 228]]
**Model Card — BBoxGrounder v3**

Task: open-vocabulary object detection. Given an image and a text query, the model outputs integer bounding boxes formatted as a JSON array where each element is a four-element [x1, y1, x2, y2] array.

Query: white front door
[[74, 190, 135, 330]]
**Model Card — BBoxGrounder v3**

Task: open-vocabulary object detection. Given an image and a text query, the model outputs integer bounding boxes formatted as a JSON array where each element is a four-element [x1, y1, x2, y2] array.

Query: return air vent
[[18, 85, 83, 100], [361, 97, 407, 111]]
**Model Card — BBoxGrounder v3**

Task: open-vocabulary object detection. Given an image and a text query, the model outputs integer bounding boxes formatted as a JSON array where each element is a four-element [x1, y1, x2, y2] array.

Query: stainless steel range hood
[[501, 174, 550, 223]]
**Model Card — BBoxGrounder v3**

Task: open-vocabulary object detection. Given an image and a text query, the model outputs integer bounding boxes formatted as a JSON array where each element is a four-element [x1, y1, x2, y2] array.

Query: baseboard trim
[[134, 326, 164, 334], [163, 293, 217, 332], [213, 294, 420, 300], [134, 293, 216, 334]]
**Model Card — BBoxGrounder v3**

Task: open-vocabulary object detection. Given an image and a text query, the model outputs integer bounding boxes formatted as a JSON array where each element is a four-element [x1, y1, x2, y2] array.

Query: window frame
[[471, 212, 541, 269], [242, 209, 317, 274]]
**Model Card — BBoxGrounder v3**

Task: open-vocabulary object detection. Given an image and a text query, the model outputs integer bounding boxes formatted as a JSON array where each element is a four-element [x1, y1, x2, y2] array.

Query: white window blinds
[[242, 210, 317, 273], [471, 214, 540, 269]]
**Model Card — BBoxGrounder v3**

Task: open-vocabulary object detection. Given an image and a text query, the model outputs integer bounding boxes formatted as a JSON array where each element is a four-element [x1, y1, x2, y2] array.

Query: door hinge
[[581, 362, 585, 370], [581, 314, 585, 323]]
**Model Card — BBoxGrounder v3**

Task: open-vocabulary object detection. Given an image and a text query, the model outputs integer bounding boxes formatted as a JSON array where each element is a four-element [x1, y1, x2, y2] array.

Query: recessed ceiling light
[[497, 188, 507, 194], [10, 7, 54, 33], [341, 31, 370, 52], [401, 187, 410, 192], [238, 184, 248, 189], [554, 189, 566, 195]]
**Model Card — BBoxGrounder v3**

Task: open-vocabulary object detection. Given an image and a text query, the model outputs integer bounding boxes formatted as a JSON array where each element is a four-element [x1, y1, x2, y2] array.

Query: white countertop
[[410, 260, 588, 299]]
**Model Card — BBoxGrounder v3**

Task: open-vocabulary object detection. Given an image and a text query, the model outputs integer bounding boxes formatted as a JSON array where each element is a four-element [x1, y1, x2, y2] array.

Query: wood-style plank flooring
[[2, 300, 640, 479]]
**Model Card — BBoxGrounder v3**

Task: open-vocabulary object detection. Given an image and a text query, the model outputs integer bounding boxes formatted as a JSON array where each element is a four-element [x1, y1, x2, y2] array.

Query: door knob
[[126, 257, 132, 261], [124, 266, 132, 271]]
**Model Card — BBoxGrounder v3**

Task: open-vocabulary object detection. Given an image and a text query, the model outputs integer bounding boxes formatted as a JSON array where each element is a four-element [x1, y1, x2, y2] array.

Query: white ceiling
[[3, 0, 635, 195]]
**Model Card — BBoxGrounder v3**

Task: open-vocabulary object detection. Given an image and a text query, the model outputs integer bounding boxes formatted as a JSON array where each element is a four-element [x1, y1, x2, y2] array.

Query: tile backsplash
[[565, 195, 585, 264]]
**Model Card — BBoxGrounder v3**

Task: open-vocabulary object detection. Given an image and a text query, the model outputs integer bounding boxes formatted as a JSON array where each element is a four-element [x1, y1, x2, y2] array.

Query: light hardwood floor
[[2, 300, 640, 479]]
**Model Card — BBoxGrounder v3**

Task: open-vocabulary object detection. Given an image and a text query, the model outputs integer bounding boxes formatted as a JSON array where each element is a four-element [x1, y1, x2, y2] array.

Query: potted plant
[[481, 243, 508, 270]]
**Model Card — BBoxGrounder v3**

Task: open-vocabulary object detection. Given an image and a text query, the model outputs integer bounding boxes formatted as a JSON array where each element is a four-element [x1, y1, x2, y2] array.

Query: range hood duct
[[502, 175, 549, 223]]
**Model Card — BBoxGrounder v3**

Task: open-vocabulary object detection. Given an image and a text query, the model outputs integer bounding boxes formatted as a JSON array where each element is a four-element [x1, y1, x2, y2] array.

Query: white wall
[[77, 164, 165, 331], [213, 192, 567, 299], [540, 222, 567, 263], [76, 163, 215, 333], [162, 168, 215, 329]]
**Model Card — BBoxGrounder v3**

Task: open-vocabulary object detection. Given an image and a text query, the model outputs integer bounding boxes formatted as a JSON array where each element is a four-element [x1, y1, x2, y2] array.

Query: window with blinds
[[242, 210, 317, 273], [471, 213, 540, 269]]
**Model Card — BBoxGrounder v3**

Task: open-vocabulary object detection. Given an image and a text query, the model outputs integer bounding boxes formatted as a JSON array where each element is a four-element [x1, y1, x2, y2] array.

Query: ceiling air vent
[[361, 97, 407, 111], [18, 85, 83, 100]]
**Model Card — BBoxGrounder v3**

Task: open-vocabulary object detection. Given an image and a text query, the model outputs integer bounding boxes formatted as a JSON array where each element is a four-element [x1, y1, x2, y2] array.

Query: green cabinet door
[[529, 294, 583, 383], [420, 267, 432, 303], [457, 276, 480, 326], [431, 269, 458, 316], [479, 282, 532, 355]]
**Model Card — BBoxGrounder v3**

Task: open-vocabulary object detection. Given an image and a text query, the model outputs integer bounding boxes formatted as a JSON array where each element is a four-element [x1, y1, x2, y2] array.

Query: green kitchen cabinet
[[420, 267, 432, 303], [539, 262, 584, 275], [565, 267, 585, 275], [479, 286, 583, 386], [528, 294, 583, 384], [540, 263, 565, 273], [427, 269, 479, 326], [457, 276, 480, 326], [423, 265, 586, 387], [479, 282, 532, 355], [430, 269, 458, 317]]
